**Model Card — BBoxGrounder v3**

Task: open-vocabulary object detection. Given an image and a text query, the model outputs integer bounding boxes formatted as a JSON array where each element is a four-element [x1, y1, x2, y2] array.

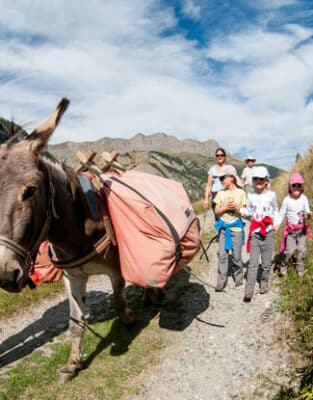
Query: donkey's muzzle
[[0, 264, 27, 293], [0, 246, 29, 292]]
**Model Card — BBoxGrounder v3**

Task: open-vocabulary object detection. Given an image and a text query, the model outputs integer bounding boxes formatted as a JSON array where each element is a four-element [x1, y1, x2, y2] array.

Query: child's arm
[[215, 204, 228, 216], [228, 190, 246, 212], [240, 195, 252, 220], [214, 192, 227, 217], [203, 173, 213, 208]]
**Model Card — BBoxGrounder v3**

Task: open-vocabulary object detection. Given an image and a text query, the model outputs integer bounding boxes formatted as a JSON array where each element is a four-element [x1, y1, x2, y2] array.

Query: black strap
[[77, 174, 101, 221]]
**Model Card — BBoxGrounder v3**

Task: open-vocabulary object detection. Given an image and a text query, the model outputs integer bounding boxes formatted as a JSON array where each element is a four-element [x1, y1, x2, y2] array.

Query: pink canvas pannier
[[101, 170, 200, 288]]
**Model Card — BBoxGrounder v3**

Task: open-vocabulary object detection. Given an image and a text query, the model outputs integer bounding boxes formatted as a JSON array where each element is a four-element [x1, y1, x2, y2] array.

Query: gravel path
[[127, 212, 293, 400], [0, 212, 293, 399]]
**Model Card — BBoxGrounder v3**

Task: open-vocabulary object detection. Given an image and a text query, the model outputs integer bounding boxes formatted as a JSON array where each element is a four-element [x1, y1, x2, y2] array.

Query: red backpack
[[101, 170, 200, 288]]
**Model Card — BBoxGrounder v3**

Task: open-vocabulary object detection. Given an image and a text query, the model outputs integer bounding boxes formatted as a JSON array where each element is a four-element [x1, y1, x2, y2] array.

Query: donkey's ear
[[26, 98, 70, 155]]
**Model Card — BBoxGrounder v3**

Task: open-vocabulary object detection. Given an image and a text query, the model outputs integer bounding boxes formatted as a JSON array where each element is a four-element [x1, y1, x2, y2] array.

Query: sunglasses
[[220, 174, 231, 181], [216, 154, 225, 158], [252, 177, 266, 182], [291, 183, 303, 188]]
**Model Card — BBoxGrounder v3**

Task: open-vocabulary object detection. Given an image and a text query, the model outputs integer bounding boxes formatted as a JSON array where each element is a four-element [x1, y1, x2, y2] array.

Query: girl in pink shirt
[[275, 173, 312, 277]]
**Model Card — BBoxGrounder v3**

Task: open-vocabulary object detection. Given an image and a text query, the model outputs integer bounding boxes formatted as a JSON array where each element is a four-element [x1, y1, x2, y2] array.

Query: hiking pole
[[201, 209, 207, 235], [199, 233, 218, 260], [199, 239, 209, 263]]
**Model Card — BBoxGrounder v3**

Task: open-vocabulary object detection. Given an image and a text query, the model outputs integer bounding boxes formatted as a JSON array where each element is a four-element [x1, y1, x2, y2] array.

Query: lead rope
[[69, 316, 106, 340], [180, 260, 216, 290]]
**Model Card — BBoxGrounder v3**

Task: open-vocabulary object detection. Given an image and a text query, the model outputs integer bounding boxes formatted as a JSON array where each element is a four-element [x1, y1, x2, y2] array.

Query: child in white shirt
[[275, 173, 312, 277], [240, 166, 279, 302]]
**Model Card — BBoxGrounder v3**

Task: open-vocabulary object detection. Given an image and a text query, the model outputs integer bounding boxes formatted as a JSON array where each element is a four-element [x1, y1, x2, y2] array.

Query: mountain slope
[[0, 117, 284, 201], [48, 141, 283, 201]]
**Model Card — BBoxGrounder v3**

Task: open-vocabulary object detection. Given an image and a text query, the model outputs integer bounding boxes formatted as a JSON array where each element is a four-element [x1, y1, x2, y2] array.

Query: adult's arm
[[203, 173, 213, 208]]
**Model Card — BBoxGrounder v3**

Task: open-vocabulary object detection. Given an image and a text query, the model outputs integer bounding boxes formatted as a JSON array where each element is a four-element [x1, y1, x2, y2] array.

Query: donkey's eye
[[22, 186, 36, 201]]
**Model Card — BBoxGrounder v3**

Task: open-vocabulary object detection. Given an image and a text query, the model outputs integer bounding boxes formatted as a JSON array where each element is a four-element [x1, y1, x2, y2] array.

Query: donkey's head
[[0, 98, 69, 292]]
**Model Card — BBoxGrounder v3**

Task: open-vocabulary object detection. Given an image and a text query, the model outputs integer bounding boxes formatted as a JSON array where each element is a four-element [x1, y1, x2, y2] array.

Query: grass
[[275, 264, 313, 399], [192, 199, 207, 215], [0, 282, 64, 317], [0, 292, 169, 400], [272, 148, 313, 399], [0, 262, 205, 399], [0, 267, 197, 400]]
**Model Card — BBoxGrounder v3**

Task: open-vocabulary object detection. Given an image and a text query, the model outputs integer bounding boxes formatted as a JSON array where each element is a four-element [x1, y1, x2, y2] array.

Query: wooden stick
[[74, 150, 97, 173], [101, 151, 125, 173]]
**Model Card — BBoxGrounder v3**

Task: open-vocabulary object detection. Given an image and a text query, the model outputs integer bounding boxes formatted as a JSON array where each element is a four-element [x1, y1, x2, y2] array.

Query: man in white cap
[[241, 155, 256, 193]]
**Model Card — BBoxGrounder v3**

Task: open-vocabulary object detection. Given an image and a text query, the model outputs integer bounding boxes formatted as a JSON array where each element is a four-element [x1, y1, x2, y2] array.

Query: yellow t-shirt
[[214, 188, 246, 231]]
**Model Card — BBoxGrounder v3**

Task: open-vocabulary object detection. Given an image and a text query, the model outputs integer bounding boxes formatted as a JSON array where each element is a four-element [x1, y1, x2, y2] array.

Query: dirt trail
[[0, 212, 293, 399], [126, 212, 292, 400]]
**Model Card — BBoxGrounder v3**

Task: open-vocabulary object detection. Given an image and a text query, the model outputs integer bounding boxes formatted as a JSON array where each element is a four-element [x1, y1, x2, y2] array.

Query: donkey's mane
[[39, 154, 68, 185]]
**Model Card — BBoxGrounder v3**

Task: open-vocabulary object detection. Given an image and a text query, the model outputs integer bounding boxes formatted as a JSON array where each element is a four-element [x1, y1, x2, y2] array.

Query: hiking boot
[[234, 276, 243, 287], [278, 266, 288, 277], [297, 270, 305, 278], [259, 281, 268, 294], [243, 291, 253, 302], [215, 282, 226, 292]]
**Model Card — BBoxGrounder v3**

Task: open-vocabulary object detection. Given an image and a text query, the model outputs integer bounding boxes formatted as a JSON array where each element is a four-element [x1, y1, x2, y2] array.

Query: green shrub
[[273, 147, 313, 399]]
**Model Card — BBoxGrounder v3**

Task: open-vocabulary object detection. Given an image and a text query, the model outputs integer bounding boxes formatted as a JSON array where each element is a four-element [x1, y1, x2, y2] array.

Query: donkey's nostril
[[13, 268, 22, 283]]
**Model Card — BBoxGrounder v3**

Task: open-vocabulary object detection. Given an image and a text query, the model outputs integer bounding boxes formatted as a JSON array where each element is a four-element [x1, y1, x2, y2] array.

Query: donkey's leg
[[109, 269, 134, 324], [59, 271, 87, 383]]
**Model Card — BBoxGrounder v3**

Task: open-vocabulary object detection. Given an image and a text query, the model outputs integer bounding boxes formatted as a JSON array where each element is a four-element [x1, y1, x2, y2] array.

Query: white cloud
[[204, 25, 313, 168], [181, 0, 201, 20], [247, 0, 298, 10], [0, 1, 312, 169], [206, 25, 313, 64], [0, 1, 174, 41]]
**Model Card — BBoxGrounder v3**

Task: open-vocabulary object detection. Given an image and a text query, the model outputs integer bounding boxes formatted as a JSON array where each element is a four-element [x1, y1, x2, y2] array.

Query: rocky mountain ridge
[[51, 132, 220, 157], [47, 132, 283, 201], [0, 119, 283, 201]]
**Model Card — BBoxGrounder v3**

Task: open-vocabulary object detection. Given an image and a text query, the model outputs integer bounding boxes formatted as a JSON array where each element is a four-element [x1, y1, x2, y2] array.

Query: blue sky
[[0, 0, 312, 169]]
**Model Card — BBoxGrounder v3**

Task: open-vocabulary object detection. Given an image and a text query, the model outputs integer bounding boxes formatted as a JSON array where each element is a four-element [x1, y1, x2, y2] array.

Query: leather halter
[[0, 235, 33, 266]]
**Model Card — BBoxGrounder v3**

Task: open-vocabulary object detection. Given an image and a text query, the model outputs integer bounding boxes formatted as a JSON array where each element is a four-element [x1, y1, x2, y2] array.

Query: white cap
[[245, 155, 256, 162], [252, 166, 270, 179], [216, 165, 242, 187]]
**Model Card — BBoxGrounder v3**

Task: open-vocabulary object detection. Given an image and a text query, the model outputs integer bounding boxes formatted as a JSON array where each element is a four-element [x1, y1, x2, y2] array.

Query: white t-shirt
[[208, 165, 224, 193], [276, 193, 311, 227], [241, 166, 256, 186], [240, 190, 279, 232]]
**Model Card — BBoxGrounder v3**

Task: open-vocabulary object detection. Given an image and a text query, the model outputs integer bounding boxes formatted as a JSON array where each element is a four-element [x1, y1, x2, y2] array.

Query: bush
[[273, 147, 313, 399]]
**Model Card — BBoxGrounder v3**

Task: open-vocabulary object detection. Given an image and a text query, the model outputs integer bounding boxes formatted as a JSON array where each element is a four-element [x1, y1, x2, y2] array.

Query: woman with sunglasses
[[275, 173, 312, 278], [203, 148, 234, 220], [240, 166, 279, 302]]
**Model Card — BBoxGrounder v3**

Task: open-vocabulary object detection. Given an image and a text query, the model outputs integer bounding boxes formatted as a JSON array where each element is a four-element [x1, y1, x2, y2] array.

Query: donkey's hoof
[[58, 364, 81, 384]]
